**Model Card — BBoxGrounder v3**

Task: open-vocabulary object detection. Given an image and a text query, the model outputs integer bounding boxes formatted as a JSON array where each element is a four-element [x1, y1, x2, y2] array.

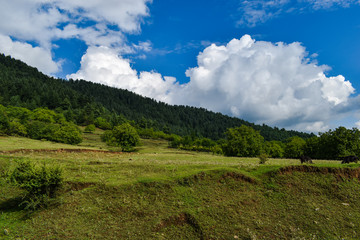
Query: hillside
[[1, 134, 360, 239], [0, 53, 313, 141]]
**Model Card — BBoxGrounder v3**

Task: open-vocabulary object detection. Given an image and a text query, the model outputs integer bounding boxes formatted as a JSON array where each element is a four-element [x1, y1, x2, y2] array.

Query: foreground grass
[[1, 135, 359, 239]]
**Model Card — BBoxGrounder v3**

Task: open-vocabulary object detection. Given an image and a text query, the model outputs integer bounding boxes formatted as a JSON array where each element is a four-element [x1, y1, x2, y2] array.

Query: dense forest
[[0, 53, 312, 141]]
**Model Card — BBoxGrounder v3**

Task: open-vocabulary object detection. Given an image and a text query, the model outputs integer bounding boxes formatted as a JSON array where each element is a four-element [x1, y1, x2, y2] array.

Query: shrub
[[211, 145, 223, 155], [9, 160, 63, 210], [53, 123, 82, 144], [84, 124, 96, 133], [94, 117, 112, 130], [102, 123, 140, 152], [258, 154, 268, 164]]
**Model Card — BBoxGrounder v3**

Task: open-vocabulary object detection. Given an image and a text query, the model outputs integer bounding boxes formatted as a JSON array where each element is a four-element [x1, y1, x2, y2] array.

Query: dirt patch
[[0, 148, 123, 154], [178, 171, 257, 186], [154, 212, 204, 239], [88, 161, 114, 165], [65, 181, 96, 191], [220, 172, 257, 184], [278, 165, 360, 180]]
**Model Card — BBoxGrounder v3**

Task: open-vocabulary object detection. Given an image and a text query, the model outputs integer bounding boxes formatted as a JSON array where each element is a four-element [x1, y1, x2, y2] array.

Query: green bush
[[53, 123, 82, 144], [84, 124, 96, 133], [94, 117, 112, 130], [102, 123, 140, 152], [9, 160, 63, 210], [258, 154, 268, 164]]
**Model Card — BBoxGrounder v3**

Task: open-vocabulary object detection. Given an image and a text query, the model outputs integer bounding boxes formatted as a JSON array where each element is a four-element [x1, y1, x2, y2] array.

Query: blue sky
[[0, 0, 360, 132]]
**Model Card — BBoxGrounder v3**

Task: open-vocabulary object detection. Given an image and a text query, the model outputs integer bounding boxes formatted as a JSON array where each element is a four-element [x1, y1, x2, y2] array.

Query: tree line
[[167, 125, 360, 160]]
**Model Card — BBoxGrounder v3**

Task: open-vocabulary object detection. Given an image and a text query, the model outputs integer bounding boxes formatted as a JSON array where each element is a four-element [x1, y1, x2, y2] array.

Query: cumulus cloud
[[67, 46, 178, 102], [237, 0, 359, 26], [170, 35, 355, 131], [0, 34, 60, 75], [68, 35, 357, 132]]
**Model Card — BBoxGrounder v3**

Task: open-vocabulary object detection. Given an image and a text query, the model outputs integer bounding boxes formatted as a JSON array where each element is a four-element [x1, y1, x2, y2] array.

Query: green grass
[[1, 135, 360, 239]]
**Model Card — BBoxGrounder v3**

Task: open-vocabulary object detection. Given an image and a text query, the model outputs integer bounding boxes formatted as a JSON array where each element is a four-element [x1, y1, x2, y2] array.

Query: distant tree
[[264, 141, 284, 158], [103, 123, 140, 151], [303, 136, 320, 159], [284, 136, 306, 158], [223, 125, 264, 157], [318, 126, 360, 159]]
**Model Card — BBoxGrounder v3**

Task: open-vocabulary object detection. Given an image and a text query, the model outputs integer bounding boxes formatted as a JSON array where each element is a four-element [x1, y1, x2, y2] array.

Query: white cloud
[[67, 46, 178, 102], [356, 120, 360, 129], [0, 0, 152, 74], [306, 0, 355, 9], [0, 0, 151, 46], [171, 35, 355, 131], [237, 0, 360, 26], [0, 34, 60, 74], [56, 0, 151, 33]]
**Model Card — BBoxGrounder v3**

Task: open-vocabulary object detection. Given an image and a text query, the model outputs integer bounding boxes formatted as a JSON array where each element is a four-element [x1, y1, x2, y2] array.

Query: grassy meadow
[[1, 129, 360, 239]]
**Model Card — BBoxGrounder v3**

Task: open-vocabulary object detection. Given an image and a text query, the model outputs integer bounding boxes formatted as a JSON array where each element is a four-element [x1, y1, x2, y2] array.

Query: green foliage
[[168, 134, 183, 148], [304, 136, 321, 158], [0, 106, 10, 134], [223, 125, 264, 157], [264, 141, 284, 158], [0, 104, 83, 144], [53, 122, 82, 144], [8, 120, 27, 136], [100, 130, 113, 143], [284, 136, 306, 158], [102, 123, 140, 151], [84, 124, 96, 133], [317, 127, 360, 159], [26, 120, 53, 140], [258, 153, 268, 164], [94, 117, 112, 130], [31, 108, 62, 123], [8, 160, 63, 209], [210, 145, 223, 155]]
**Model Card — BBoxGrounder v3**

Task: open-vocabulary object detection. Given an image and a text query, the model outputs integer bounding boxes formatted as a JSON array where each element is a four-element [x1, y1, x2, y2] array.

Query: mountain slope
[[0, 53, 313, 140]]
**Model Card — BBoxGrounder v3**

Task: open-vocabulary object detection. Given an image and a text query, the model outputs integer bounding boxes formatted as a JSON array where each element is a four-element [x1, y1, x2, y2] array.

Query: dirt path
[[0, 148, 123, 154]]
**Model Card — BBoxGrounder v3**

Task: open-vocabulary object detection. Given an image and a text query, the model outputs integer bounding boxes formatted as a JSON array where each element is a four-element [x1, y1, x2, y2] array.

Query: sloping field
[[1, 135, 359, 239]]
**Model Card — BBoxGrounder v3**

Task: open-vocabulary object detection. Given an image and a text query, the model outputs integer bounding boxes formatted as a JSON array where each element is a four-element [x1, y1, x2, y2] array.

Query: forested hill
[[0, 53, 313, 140]]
